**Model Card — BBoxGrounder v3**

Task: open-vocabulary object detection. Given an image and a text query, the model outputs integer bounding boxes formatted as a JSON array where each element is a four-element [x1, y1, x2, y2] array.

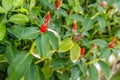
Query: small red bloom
[[80, 47, 85, 58], [40, 22, 48, 33], [109, 37, 116, 49], [72, 20, 77, 32], [109, 42, 114, 49], [45, 12, 50, 23], [56, 0, 61, 10], [100, 1, 106, 8]]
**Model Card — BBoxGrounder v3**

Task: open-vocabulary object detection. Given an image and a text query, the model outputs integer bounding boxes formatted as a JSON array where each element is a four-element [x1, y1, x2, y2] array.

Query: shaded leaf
[[24, 64, 45, 80], [99, 47, 111, 59], [46, 31, 59, 50], [7, 53, 32, 80], [98, 60, 110, 78], [89, 64, 98, 80], [98, 16, 106, 32]]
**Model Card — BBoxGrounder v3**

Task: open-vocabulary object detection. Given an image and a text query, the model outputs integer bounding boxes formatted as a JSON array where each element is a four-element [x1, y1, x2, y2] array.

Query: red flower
[[80, 47, 85, 58], [40, 22, 48, 33], [56, 0, 61, 10], [100, 1, 106, 8], [109, 37, 116, 49], [72, 20, 77, 32], [45, 12, 50, 23]]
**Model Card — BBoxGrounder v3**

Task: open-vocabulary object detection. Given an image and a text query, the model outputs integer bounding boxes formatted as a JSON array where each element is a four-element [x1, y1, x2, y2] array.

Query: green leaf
[[30, 0, 35, 9], [9, 14, 29, 24], [50, 58, 72, 70], [59, 37, 74, 52], [42, 61, 53, 78], [0, 23, 6, 41], [71, 65, 80, 80], [21, 27, 39, 40], [7, 53, 32, 80], [46, 31, 59, 50], [98, 60, 110, 78], [57, 71, 69, 80], [5, 46, 17, 64], [99, 47, 111, 59], [98, 16, 106, 32], [36, 34, 51, 58], [13, 0, 24, 7], [89, 64, 98, 80], [2, 0, 13, 11], [92, 39, 108, 48], [0, 6, 5, 13], [70, 43, 80, 62], [116, 29, 120, 38], [8, 26, 39, 40], [24, 64, 45, 80], [0, 54, 6, 62], [82, 17, 94, 32]]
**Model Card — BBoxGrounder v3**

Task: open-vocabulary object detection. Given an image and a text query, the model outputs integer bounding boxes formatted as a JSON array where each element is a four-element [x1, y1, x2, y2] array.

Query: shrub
[[0, 0, 120, 80]]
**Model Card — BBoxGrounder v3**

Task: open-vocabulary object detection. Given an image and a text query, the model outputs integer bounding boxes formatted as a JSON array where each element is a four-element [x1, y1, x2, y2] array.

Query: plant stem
[[86, 59, 100, 65], [29, 40, 36, 54]]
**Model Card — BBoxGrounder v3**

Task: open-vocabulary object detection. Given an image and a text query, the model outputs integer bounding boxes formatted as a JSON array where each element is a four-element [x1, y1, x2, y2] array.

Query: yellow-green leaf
[[9, 14, 29, 24], [70, 43, 80, 62], [0, 6, 5, 13], [0, 23, 6, 41], [59, 38, 74, 52]]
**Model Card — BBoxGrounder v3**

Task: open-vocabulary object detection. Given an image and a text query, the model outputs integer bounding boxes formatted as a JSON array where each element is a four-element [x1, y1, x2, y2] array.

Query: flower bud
[[56, 0, 61, 10], [72, 20, 77, 33]]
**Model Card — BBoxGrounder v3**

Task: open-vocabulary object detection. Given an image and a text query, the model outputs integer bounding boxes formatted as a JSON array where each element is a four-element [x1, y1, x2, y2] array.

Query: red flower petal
[[56, 0, 61, 10], [40, 22, 48, 33], [72, 20, 77, 32], [45, 12, 50, 23]]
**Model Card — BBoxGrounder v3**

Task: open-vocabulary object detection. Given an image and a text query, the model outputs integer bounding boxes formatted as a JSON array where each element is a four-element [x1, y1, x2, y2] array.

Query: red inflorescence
[[72, 20, 77, 33], [79, 47, 85, 58], [56, 0, 61, 10], [109, 37, 116, 49], [45, 12, 50, 23], [100, 1, 106, 8], [40, 22, 48, 33]]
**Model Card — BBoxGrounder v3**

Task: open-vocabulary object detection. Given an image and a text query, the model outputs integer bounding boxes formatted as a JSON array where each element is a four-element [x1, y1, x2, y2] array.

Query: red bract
[[80, 47, 85, 58], [109, 37, 116, 49], [56, 0, 61, 10], [100, 1, 106, 8], [45, 12, 50, 23], [109, 42, 114, 49], [40, 22, 48, 33], [72, 20, 77, 32]]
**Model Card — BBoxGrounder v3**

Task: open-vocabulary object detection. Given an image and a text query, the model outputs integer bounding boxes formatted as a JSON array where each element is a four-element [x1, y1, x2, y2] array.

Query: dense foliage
[[0, 0, 120, 80]]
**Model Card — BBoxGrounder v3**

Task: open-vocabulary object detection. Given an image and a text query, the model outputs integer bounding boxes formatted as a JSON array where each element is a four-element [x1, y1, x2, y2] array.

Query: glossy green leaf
[[21, 27, 39, 40], [8, 26, 39, 40], [46, 31, 59, 50], [89, 64, 98, 80], [0, 23, 6, 41], [50, 58, 72, 69], [57, 71, 69, 80], [36, 34, 50, 58], [59, 38, 74, 52], [24, 64, 45, 80], [0, 6, 5, 13], [13, 0, 24, 7], [7, 53, 32, 80], [9, 14, 29, 24], [42, 61, 53, 78], [99, 47, 111, 59], [82, 17, 94, 32], [71, 65, 80, 80], [70, 43, 80, 62], [98, 60, 110, 78], [2, 0, 13, 11], [92, 39, 108, 48], [98, 16, 106, 32]]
